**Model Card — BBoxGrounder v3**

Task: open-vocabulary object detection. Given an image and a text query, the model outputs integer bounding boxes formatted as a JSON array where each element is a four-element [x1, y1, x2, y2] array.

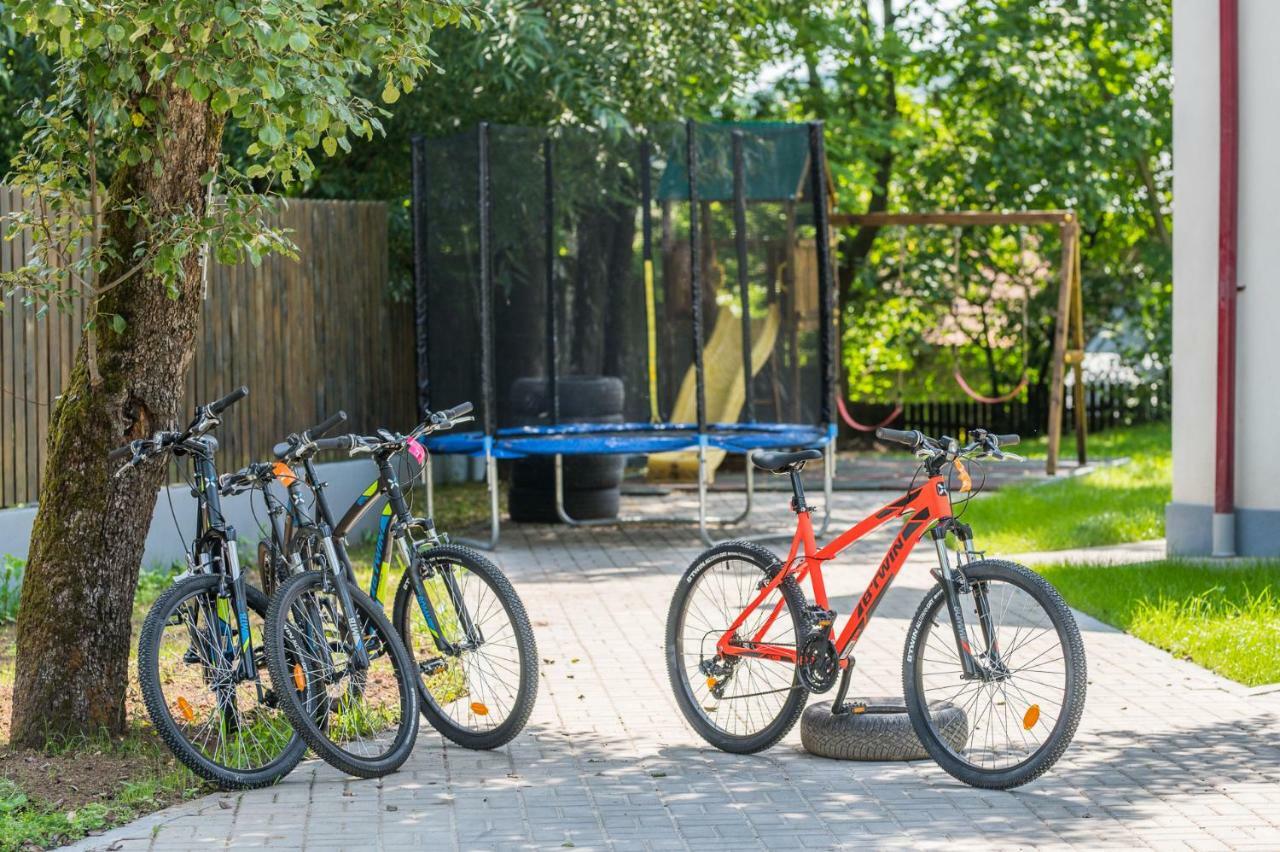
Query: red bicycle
[[666, 427, 1086, 789]]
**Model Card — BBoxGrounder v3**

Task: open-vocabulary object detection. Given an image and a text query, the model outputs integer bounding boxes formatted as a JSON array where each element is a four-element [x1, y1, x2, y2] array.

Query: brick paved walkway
[[72, 490, 1280, 851]]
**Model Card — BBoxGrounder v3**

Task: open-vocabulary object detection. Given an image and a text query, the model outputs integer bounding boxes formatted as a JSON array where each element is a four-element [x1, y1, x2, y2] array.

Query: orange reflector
[[706, 676, 718, 690], [1023, 704, 1040, 730], [272, 462, 299, 487], [852, 705, 866, 714], [955, 459, 972, 493], [470, 702, 490, 716], [292, 663, 306, 692], [176, 696, 195, 722]]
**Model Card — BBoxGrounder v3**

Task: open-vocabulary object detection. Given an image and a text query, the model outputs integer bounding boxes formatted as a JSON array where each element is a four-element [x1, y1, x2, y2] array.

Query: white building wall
[[1170, 0, 1280, 555]]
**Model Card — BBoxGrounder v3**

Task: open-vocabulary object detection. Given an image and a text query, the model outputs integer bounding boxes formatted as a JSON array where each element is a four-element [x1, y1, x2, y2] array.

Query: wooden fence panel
[[0, 191, 413, 509]]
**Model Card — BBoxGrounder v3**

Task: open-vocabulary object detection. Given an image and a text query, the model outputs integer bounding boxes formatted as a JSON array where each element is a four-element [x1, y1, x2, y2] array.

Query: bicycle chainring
[[797, 633, 839, 693]]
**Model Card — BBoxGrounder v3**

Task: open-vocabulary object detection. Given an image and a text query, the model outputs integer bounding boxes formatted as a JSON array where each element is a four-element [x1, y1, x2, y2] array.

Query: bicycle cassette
[[798, 633, 839, 693]]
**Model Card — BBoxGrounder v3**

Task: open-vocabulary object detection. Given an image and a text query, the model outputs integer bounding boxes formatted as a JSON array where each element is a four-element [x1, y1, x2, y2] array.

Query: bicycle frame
[[717, 474, 958, 668], [183, 441, 257, 681], [314, 452, 477, 657]]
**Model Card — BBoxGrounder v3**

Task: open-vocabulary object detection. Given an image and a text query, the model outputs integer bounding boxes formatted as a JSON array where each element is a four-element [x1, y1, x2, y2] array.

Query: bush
[[0, 555, 23, 623]]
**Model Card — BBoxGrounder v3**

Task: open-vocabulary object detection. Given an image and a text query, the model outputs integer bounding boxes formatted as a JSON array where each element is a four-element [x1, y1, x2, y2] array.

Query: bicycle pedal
[[806, 606, 836, 630], [420, 658, 447, 676], [182, 646, 201, 664]]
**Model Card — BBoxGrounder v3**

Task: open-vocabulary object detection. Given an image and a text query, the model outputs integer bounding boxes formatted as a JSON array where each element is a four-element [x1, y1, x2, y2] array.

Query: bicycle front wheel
[[903, 559, 1086, 789], [392, 545, 538, 750], [266, 572, 420, 778], [138, 574, 306, 789]]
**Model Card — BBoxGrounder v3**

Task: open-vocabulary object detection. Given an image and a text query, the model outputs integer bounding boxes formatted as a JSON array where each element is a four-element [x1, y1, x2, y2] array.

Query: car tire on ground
[[507, 484, 621, 523], [800, 697, 968, 761]]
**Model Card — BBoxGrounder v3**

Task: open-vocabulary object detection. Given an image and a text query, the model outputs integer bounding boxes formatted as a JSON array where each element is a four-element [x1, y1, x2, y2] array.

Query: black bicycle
[[271, 402, 539, 751], [259, 421, 422, 778], [117, 387, 307, 790]]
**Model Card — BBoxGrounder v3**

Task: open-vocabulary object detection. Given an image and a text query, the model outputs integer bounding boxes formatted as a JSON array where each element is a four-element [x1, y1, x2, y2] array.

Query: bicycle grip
[[209, 385, 248, 415], [875, 427, 922, 448], [108, 443, 133, 463], [313, 435, 355, 453], [994, 433, 1020, 447], [308, 410, 348, 438], [443, 401, 473, 420]]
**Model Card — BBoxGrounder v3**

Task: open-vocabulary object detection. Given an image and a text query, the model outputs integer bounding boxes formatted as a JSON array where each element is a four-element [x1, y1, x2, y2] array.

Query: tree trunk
[[9, 88, 223, 747]]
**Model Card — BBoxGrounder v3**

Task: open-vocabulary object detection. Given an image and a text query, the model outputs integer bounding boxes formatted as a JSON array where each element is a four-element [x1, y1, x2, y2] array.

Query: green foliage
[[751, 0, 1171, 400], [0, 556, 22, 624], [958, 422, 1170, 553], [1037, 559, 1280, 686], [0, 0, 472, 326]]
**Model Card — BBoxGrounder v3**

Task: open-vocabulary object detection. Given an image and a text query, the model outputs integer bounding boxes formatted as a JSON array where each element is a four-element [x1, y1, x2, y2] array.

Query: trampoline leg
[[457, 447, 500, 550], [697, 443, 712, 546], [425, 453, 435, 521], [816, 440, 835, 537]]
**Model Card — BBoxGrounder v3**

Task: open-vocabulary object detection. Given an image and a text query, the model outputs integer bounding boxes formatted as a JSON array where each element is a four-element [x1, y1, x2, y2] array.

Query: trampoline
[[411, 120, 838, 546]]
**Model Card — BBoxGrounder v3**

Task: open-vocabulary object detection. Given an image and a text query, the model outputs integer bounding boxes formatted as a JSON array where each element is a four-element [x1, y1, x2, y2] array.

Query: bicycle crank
[[798, 633, 839, 693]]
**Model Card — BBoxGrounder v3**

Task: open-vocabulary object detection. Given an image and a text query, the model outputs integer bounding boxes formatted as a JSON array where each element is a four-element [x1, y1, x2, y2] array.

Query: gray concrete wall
[[0, 458, 389, 573]]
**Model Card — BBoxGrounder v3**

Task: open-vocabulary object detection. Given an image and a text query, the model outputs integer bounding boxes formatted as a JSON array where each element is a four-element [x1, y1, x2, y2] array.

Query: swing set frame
[[831, 209, 1087, 475]]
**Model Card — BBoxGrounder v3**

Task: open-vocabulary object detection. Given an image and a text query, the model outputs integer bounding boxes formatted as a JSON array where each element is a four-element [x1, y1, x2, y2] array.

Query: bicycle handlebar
[[312, 435, 356, 453], [875, 427, 924, 449], [994, 433, 1019, 447], [308, 410, 347, 438], [108, 443, 135, 463], [208, 385, 248, 416], [437, 401, 473, 422]]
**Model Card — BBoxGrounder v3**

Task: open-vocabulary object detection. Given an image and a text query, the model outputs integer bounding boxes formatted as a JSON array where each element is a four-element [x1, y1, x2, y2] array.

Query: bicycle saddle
[[749, 448, 823, 473]]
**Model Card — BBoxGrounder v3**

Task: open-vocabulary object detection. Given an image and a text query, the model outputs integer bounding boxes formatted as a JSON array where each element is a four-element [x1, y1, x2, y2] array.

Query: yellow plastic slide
[[647, 302, 780, 483]]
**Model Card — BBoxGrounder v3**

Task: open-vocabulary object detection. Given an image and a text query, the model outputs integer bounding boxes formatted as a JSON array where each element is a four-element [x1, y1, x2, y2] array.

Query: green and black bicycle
[[115, 387, 308, 790]]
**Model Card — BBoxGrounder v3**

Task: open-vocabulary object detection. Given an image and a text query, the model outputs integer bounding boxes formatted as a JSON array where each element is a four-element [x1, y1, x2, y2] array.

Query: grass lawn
[[1037, 559, 1280, 687], [0, 568, 205, 851], [957, 422, 1170, 553]]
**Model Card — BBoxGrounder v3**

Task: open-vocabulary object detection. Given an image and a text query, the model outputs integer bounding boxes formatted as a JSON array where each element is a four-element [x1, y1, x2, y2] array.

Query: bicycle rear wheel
[[392, 544, 538, 749], [138, 574, 306, 789], [666, 541, 810, 754], [266, 572, 420, 778], [903, 559, 1086, 789]]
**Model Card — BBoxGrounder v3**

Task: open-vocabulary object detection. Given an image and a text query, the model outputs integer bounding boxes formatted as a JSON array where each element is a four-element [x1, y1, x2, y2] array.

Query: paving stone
[[66, 491, 1280, 851]]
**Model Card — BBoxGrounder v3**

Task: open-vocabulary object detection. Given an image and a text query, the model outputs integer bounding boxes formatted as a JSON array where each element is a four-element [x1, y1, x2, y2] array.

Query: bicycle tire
[[392, 544, 538, 750], [902, 559, 1086, 789], [138, 574, 307, 789], [666, 540, 811, 754], [266, 571, 420, 778]]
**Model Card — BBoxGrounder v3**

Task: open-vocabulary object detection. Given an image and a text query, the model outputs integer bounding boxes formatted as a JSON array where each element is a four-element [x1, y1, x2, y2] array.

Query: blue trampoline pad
[[424, 422, 832, 458]]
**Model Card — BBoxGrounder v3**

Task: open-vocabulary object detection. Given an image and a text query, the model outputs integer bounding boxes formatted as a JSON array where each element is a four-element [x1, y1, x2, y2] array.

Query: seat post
[[788, 466, 809, 514]]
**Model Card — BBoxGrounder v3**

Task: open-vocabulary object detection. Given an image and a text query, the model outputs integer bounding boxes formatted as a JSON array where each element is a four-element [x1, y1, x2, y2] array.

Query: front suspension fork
[[932, 526, 981, 679]]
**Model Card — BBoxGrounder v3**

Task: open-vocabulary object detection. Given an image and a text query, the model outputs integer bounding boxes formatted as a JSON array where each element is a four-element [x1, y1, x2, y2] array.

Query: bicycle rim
[[913, 573, 1073, 774], [275, 575, 415, 768], [398, 549, 534, 742], [675, 553, 803, 739], [141, 576, 301, 783]]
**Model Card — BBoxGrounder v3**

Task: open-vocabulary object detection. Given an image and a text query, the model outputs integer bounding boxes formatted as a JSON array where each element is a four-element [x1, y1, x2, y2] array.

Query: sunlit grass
[[0, 727, 201, 851], [1036, 559, 1280, 686], [957, 422, 1170, 553]]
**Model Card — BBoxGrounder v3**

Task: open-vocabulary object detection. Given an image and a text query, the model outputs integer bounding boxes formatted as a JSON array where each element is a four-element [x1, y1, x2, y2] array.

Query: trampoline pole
[[808, 121, 836, 433], [641, 136, 659, 424], [732, 130, 755, 424], [487, 448, 499, 548], [545, 135, 560, 427], [686, 119, 706, 433], [479, 121, 496, 438], [698, 438, 711, 546], [411, 134, 431, 419]]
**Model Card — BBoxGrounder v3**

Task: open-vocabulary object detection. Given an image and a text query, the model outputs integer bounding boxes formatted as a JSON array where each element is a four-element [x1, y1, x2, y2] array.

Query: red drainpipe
[[1213, 0, 1239, 557]]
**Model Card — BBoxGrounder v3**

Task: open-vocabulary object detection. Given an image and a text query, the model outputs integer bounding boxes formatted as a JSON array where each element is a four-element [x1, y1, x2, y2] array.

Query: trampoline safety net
[[412, 121, 836, 449]]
